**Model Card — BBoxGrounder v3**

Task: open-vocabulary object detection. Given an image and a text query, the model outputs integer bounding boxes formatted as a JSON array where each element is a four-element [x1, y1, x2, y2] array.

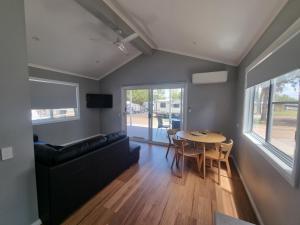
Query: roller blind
[[30, 78, 78, 109], [247, 32, 300, 88]]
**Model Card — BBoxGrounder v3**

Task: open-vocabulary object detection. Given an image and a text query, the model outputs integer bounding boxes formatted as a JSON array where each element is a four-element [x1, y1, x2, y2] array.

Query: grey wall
[[99, 50, 238, 140], [0, 0, 39, 224], [236, 1, 300, 225], [30, 67, 101, 145]]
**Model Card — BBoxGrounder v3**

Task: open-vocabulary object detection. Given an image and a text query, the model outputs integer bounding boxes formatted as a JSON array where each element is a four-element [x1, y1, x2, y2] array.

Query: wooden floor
[[63, 142, 258, 225]]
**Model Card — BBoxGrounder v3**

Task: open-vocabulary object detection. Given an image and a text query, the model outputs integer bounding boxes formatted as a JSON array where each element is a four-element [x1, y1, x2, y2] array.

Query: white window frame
[[242, 18, 300, 187], [29, 77, 80, 125]]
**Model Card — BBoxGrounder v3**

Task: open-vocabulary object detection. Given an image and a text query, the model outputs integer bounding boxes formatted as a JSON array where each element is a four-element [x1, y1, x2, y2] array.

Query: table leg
[[203, 144, 206, 179]]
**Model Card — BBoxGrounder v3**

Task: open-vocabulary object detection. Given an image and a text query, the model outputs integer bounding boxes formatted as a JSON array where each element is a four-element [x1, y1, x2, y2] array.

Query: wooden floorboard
[[62, 142, 258, 225]]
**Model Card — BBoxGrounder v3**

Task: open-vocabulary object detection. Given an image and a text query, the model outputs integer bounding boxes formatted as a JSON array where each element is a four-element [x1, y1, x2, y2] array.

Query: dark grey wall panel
[[98, 50, 238, 140], [236, 1, 300, 225], [0, 0, 39, 224], [30, 67, 101, 145]]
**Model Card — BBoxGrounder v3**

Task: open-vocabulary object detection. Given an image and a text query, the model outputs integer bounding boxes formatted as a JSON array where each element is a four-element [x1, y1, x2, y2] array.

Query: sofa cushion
[[55, 142, 91, 165], [105, 131, 127, 144], [86, 136, 108, 151], [34, 144, 58, 166], [47, 144, 64, 150]]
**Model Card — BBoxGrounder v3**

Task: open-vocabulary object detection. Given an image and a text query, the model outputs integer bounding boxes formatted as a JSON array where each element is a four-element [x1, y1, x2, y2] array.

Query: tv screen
[[86, 94, 113, 108]]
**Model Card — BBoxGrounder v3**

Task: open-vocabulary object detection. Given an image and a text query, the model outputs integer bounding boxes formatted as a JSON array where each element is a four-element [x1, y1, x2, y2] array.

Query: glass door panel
[[152, 88, 183, 143], [125, 89, 149, 140]]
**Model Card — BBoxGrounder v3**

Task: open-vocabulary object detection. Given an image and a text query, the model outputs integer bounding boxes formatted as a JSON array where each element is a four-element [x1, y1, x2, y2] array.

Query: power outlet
[[1, 146, 14, 160]]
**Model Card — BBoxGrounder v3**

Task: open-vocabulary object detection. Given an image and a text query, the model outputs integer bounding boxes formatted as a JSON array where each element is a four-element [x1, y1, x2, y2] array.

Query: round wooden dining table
[[176, 131, 226, 179]]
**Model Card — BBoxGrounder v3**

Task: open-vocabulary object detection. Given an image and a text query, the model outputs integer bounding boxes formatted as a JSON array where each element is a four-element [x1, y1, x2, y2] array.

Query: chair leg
[[166, 144, 171, 158], [171, 152, 176, 169], [203, 145, 206, 179], [196, 156, 201, 173], [203, 159, 206, 179], [226, 160, 232, 178], [218, 161, 221, 184], [176, 154, 179, 168], [181, 155, 184, 178], [199, 155, 203, 170]]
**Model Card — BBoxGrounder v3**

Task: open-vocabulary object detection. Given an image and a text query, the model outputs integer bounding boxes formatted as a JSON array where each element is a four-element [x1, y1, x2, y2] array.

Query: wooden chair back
[[219, 139, 233, 160], [172, 137, 186, 151]]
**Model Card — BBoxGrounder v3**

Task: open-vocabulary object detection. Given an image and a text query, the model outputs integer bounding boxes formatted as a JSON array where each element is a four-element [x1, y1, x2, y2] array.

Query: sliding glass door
[[123, 84, 185, 144], [152, 88, 183, 143], [125, 89, 150, 140]]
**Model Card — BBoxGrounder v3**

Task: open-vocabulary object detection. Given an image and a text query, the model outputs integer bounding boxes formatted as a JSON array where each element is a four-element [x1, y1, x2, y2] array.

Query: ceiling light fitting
[[114, 33, 139, 55]]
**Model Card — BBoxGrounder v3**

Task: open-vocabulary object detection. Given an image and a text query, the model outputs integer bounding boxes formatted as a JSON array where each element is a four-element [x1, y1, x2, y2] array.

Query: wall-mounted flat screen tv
[[86, 94, 113, 108]]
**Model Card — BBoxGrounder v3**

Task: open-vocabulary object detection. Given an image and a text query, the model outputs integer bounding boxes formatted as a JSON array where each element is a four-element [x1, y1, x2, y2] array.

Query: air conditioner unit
[[192, 71, 228, 84]]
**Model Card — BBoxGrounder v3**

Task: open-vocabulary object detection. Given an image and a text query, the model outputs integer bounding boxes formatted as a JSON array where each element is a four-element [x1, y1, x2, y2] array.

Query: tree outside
[[253, 70, 300, 157]]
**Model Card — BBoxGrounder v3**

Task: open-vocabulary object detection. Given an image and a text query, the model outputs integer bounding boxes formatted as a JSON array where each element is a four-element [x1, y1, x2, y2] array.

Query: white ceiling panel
[[107, 0, 287, 65], [25, 0, 141, 80]]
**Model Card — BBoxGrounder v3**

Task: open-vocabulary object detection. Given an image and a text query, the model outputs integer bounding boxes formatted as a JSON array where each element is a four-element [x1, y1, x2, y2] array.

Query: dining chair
[[205, 139, 233, 184], [206, 131, 223, 150], [165, 128, 178, 158], [156, 116, 170, 136], [171, 138, 202, 178]]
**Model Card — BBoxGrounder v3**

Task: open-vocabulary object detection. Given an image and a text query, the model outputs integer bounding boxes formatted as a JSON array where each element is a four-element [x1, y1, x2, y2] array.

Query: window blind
[[246, 32, 300, 88], [30, 78, 78, 109]]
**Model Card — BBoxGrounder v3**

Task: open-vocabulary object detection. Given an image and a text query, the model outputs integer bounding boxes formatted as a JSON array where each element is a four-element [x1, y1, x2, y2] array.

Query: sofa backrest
[[34, 131, 127, 166]]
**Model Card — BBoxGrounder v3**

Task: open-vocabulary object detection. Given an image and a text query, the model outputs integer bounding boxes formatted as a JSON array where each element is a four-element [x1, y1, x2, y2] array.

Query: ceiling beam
[[75, 0, 153, 55]]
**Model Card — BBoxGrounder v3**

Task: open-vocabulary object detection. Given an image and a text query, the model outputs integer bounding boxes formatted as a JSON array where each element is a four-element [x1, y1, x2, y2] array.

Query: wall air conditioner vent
[[192, 71, 228, 84]]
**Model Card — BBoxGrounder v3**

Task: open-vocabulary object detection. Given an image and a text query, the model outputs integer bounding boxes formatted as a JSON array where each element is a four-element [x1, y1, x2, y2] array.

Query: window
[[173, 103, 180, 108], [32, 108, 77, 121], [160, 102, 166, 108], [252, 81, 270, 140], [245, 70, 300, 168], [270, 71, 299, 159], [29, 77, 80, 125]]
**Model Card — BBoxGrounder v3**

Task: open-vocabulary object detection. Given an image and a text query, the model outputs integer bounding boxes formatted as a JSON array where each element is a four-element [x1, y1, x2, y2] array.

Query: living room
[[1, 1, 300, 225]]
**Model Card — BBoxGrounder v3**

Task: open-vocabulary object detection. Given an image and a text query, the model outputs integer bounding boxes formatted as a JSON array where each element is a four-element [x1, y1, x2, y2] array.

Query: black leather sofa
[[34, 132, 140, 225]]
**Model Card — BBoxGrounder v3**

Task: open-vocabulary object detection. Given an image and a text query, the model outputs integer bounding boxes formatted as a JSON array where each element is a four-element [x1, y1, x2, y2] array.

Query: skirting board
[[62, 133, 105, 146], [31, 219, 42, 225], [232, 158, 265, 225]]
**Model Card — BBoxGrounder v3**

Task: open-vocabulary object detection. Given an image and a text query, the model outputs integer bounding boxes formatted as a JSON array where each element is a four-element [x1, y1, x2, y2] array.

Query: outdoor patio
[[127, 126, 169, 143], [126, 113, 173, 143]]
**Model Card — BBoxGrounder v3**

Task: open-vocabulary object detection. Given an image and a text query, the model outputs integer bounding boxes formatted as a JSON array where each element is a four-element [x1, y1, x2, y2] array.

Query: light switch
[[1, 146, 14, 160]]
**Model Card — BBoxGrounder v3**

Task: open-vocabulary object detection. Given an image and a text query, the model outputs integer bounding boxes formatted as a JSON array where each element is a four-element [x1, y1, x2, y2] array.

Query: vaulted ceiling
[[107, 0, 287, 65], [25, 0, 141, 80], [25, 0, 287, 80]]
